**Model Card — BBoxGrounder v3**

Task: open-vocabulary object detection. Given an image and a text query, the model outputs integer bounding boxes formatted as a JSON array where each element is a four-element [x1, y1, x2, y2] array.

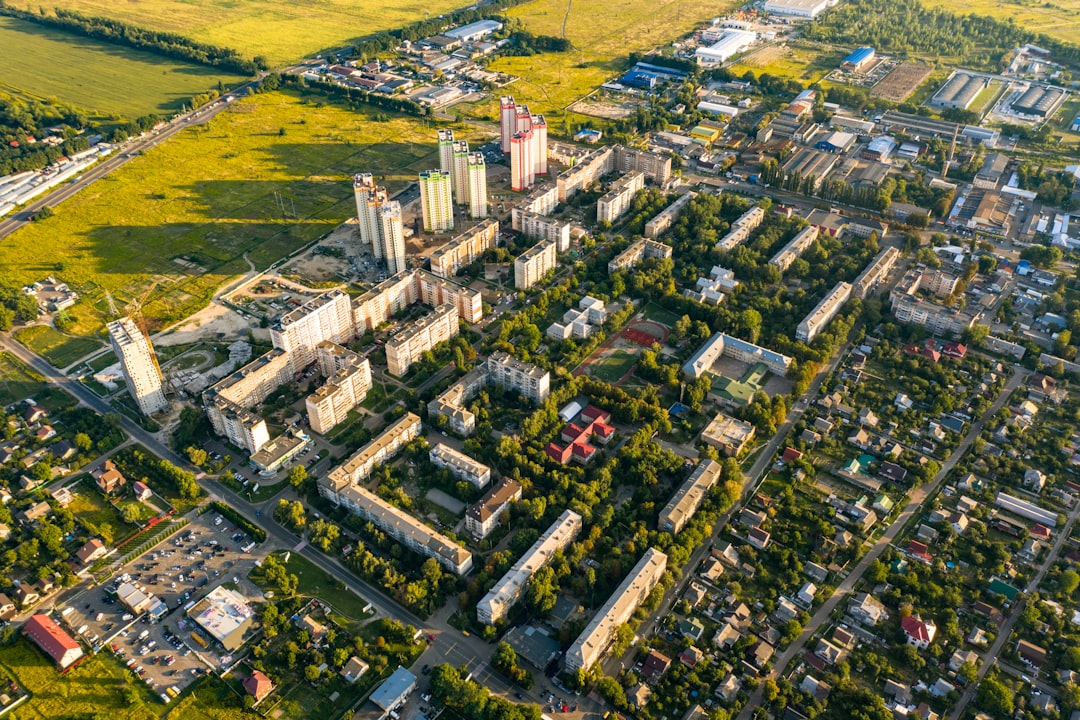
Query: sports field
[[0, 15, 245, 118], [587, 349, 639, 383], [475, 0, 741, 124], [922, 0, 1080, 46], [0, 90, 459, 338], [27, 0, 468, 65]]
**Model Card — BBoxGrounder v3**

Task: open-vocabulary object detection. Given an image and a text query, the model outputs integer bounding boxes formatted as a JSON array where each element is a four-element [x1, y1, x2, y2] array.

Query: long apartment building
[[596, 171, 645, 224], [607, 238, 673, 274], [556, 145, 671, 202], [305, 344, 372, 435], [430, 443, 491, 488], [514, 239, 558, 289], [645, 191, 696, 238], [466, 478, 523, 540], [429, 219, 499, 278], [565, 548, 668, 671], [427, 365, 489, 436], [326, 481, 472, 575], [659, 459, 723, 535], [319, 413, 422, 497], [852, 246, 900, 299], [516, 185, 560, 217], [108, 317, 168, 415], [513, 210, 571, 251], [477, 510, 582, 625], [271, 289, 355, 371], [889, 268, 978, 337], [682, 332, 793, 379], [385, 304, 459, 377], [352, 270, 483, 329], [769, 225, 819, 273], [419, 169, 454, 232], [203, 348, 292, 454], [717, 205, 765, 251], [797, 281, 852, 343]]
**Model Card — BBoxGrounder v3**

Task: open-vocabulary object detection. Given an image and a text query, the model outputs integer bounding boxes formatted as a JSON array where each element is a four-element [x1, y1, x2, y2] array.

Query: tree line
[[349, 0, 533, 58], [272, 73, 428, 117], [0, 3, 265, 74]]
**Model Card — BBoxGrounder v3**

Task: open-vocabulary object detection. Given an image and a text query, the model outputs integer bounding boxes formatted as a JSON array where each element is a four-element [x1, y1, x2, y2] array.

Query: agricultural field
[[0, 352, 45, 406], [730, 43, 844, 85], [13, 325, 103, 368], [0, 638, 160, 720], [469, 0, 742, 128], [0, 90, 469, 339], [22, 0, 468, 66], [922, 0, 1080, 46], [0, 16, 245, 119]]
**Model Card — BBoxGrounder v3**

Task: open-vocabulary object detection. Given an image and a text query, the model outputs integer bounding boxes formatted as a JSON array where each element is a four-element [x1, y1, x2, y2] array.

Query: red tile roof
[[243, 670, 274, 700], [24, 614, 82, 668], [901, 616, 932, 643]]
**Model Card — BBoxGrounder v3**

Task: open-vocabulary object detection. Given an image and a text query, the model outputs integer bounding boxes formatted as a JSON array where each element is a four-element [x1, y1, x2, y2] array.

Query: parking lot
[[59, 510, 265, 700]]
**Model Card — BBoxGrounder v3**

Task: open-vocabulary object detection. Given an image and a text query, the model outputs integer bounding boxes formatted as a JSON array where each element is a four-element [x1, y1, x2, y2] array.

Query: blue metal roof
[[842, 47, 875, 65]]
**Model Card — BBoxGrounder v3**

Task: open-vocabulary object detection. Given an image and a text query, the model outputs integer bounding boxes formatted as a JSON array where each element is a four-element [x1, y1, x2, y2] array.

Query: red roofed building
[[942, 342, 967, 360], [904, 343, 941, 363], [580, 405, 611, 425], [1030, 523, 1051, 541], [908, 540, 932, 564], [94, 460, 126, 494], [133, 481, 152, 501], [782, 447, 803, 463], [547, 407, 613, 464], [243, 670, 274, 702], [901, 615, 936, 649], [24, 613, 83, 669]]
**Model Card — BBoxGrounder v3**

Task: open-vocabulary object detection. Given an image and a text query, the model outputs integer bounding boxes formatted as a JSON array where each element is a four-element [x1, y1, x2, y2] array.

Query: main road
[[735, 367, 1029, 720]]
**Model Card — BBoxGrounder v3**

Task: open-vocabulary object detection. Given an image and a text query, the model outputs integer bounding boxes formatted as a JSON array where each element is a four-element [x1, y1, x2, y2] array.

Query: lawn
[[0, 15, 246, 119], [24, 0, 470, 65], [0, 90, 463, 339], [470, 0, 742, 128], [13, 325, 103, 368], [0, 637, 160, 720], [66, 478, 137, 534], [0, 352, 46, 406], [641, 301, 681, 328], [166, 676, 260, 720], [250, 551, 375, 624], [587, 349, 638, 383], [730, 43, 843, 85], [921, 0, 1080, 46]]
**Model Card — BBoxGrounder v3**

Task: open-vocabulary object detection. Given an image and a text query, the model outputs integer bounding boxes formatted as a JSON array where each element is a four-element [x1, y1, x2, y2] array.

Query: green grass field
[[67, 478, 136, 533], [23, 0, 468, 66], [0, 637, 160, 720], [0, 352, 46, 406], [730, 43, 844, 85], [469, 0, 741, 127], [0, 90, 468, 339], [250, 551, 375, 623], [588, 349, 638, 383], [166, 676, 260, 720], [13, 325, 103, 368], [0, 16, 246, 119], [922, 0, 1080, 46]]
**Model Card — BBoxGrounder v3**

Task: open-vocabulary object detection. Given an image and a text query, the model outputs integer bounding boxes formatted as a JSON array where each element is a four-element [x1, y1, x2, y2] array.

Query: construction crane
[[125, 280, 162, 375]]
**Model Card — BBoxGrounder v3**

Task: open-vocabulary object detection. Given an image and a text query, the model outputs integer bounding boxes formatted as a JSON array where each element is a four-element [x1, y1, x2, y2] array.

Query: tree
[[525, 566, 558, 616], [305, 664, 321, 682], [975, 676, 1014, 717], [74, 433, 92, 452], [121, 504, 141, 524], [288, 465, 307, 489], [186, 446, 208, 467]]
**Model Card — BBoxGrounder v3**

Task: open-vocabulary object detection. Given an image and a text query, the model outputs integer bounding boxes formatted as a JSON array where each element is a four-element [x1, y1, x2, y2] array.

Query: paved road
[[0, 81, 263, 240], [735, 367, 1029, 720], [949, 489, 1080, 718]]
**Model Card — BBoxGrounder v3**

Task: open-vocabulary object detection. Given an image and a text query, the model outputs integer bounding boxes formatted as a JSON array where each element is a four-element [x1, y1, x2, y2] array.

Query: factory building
[[840, 47, 875, 72], [929, 72, 988, 110], [762, 0, 832, 18], [694, 30, 756, 64]]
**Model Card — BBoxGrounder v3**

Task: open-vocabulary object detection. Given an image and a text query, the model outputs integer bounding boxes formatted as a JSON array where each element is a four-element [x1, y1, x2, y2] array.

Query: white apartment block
[[429, 443, 491, 488], [354, 174, 388, 249], [203, 348, 292, 454], [380, 201, 407, 275], [597, 171, 645, 224], [271, 289, 355, 371], [513, 210, 571, 252], [207, 400, 271, 456], [429, 219, 498, 278], [488, 351, 550, 402], [690, 266, 740, 304], [659, 459, 723, 535], [437, 129, 455, 188], [556, 145, 671, 202], [467, 152, 487, 219], [427, 365, 488, 435], [797, 281, 852, 343], [419, 170, 454, 232], [607, 238, 672, 273], [565, 548, 668, 671], [477, 510, 582, 625], [385, 304, 459, 377], [516, 185, 559, 216], [615, 144, 672, 186], [514, 239, 558, 289], [547, 296, 608, 340], [466, 478, 522, 540], [352, 270, 483, 330], [323, 481, 472, 575], [319, 413, 422, 493], [853, 246, 900, 299], [108, 318, 168, 415], [305, 349, 372, 435], [889, 268, 978, 337], [717, 206, 765, 251], [769, 225, 819, 273], [645, 191, 696, 238]]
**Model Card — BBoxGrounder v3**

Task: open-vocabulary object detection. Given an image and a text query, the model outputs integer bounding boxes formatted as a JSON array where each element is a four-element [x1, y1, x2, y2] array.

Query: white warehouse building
[[695, 30, 757, 64], [763, 0, 834, 19]]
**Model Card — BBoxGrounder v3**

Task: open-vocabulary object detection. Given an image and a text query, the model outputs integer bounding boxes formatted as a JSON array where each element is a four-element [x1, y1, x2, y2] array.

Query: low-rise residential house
[[714, 623, 741, 649], [748, 527, 771, 549], [1017, 639, 1047, 667], [75, 538, 108, 566], [746, 640, 774, 668], [716, 673, 741, 701], [94, 460, 126, 494], [901, 615, 937, 649], [883, 679, 911, 705], [949, 648, 980, 672], [815, 639, 847, 665], [950, 512, 970, 534], [640, 650, 671, 685], [849, 592, 887, 625]]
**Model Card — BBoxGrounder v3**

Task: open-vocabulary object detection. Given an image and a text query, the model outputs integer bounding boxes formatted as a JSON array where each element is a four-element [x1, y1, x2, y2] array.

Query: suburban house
[[901, 615, 937, 650]]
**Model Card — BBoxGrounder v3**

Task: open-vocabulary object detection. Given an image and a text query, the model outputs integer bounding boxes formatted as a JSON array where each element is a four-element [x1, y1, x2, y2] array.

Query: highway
[[734, 367, 1029, 720], [0, 79, 262, 240]]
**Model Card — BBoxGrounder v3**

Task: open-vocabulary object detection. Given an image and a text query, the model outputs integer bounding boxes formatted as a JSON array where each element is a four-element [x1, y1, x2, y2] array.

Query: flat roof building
[[770, 225, 820, 273], [645, 192, 696, 239], [694, 30, 756, 64], [271, 289, 355, 372], [797, 281, 852, 343], [386, 304, 459, 377], [250, 433, 307, 473], [565, 548, 668, 671], [717, 206, 766, 251], [608, 238, 672, 273], [853, 247, 899, 298], [488, 350, 550, 402], [426, 365, 488, 436], [597, 171, 645, 224], [306, 349, 372, 435], [188, 586, 255, 651], [108, 318, 168, 416], [353, 270, 483, 329], [659, 459, 723, 535], [429, 218, 499, 278], [514, 238, 558, 289], [320, 413, 421, 493], [763, 0, 832, 18], [683, 332, 792, 378], [700, 413, 756, 456], [430, 443, 491, 488], [514, 209, 572, 251], [478, 510, 582, 625]]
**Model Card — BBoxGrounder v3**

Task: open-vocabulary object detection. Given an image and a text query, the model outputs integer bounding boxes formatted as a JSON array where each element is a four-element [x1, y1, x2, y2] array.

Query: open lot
[[0, 15, 246, 119], [60, 509, 265, 696], [13, 325, 104, 368], [0, 90, 448, 339], [921, 0, 1080, 46], [730, 43, 842, 85], [0, 351, 45, 406], [26, 0, 470, 65], [870, 60, 934, 103]]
